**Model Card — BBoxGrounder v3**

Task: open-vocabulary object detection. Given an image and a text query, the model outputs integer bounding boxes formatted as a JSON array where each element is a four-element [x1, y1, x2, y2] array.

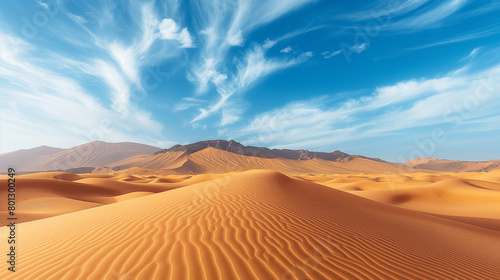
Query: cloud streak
[[185, 0, 316, 125]]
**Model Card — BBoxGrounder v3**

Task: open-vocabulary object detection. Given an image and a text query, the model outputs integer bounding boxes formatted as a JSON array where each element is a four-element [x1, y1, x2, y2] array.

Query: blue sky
[[0, 0, 499, 162]]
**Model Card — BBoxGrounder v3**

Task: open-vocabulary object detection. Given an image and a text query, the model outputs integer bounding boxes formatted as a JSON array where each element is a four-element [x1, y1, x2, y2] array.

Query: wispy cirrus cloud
[[388, 0, 468, 31], [36, 0, 49, 9], [340, 0, 469, 32], [338, 0, 432, 22], [408, 25, 500, 51], [191, 45, 309, 125], [322, 50, 342, 59], [351, 43, 369, 53], [263, 25, 327, 50], [158, 18, 194, 48], [68, 13, 88, 24], [280, 46, 293, 53], [185, 0, 316, 125]]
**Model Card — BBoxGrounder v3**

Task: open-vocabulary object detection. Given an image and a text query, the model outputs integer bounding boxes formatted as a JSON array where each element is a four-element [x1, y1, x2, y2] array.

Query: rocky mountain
[[154, 139, 360, 161]]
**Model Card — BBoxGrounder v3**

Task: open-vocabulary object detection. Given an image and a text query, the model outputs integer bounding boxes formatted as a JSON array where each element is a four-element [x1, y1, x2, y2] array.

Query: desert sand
[[1, 169, 499, 279]]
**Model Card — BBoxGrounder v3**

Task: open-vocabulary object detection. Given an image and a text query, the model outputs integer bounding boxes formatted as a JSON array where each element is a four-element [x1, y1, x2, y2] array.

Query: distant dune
[[1, 170, 498, 279], [404, 157, 500, 172], [0, 145, 63, 171], [0, 141, 161, 171]]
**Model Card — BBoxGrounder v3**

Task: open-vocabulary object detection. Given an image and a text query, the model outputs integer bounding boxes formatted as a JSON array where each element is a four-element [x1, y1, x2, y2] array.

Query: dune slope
[[306, 170, 500, 231], [1, 170, 498, 279]]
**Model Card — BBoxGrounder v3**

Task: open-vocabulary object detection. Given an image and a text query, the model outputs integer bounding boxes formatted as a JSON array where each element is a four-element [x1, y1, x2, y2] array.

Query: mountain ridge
[[154, 139, 381, 162]]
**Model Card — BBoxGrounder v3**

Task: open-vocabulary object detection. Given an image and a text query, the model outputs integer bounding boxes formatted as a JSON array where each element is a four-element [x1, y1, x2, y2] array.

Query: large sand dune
[[1, 170, 499, 279]]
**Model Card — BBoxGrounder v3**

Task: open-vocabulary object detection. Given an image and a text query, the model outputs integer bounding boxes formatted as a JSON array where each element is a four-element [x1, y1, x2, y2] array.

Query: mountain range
[[1, 140, 499, 174]]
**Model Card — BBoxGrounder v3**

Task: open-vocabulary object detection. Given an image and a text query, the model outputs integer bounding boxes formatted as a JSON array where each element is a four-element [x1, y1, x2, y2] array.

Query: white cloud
[[68, 13, 88, 24], [339, 0, 432, 21], [0, 34, 27, 64], [304, 51, 313, 57], [158, 18, 179, 39], [323, 50, 342, 59], [220, 106, 243, 126], [93, 60, 131, 114], [108, 44, 139, 86], [465, 47, 481, 60], [178, 28, 194, 48], [238, 46, 305, 88], [351, 43, 368, 53], [189, 57, 227, 94], [159, 18, 195, 48], [227, 30, 244, 46], [263, 39, 277, 49], [190, 46, 308, 124], [36, 0, 49, 9], [280, 46, 293, 53]]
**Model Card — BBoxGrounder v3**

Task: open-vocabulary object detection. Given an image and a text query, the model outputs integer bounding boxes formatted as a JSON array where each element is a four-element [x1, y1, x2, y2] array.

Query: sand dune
[[0, 172, 167, 225], [0, 171, 233, 225], [1, 170, 499, 279], [304, 170, 500, 232], [405, 157, 500, 172]]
